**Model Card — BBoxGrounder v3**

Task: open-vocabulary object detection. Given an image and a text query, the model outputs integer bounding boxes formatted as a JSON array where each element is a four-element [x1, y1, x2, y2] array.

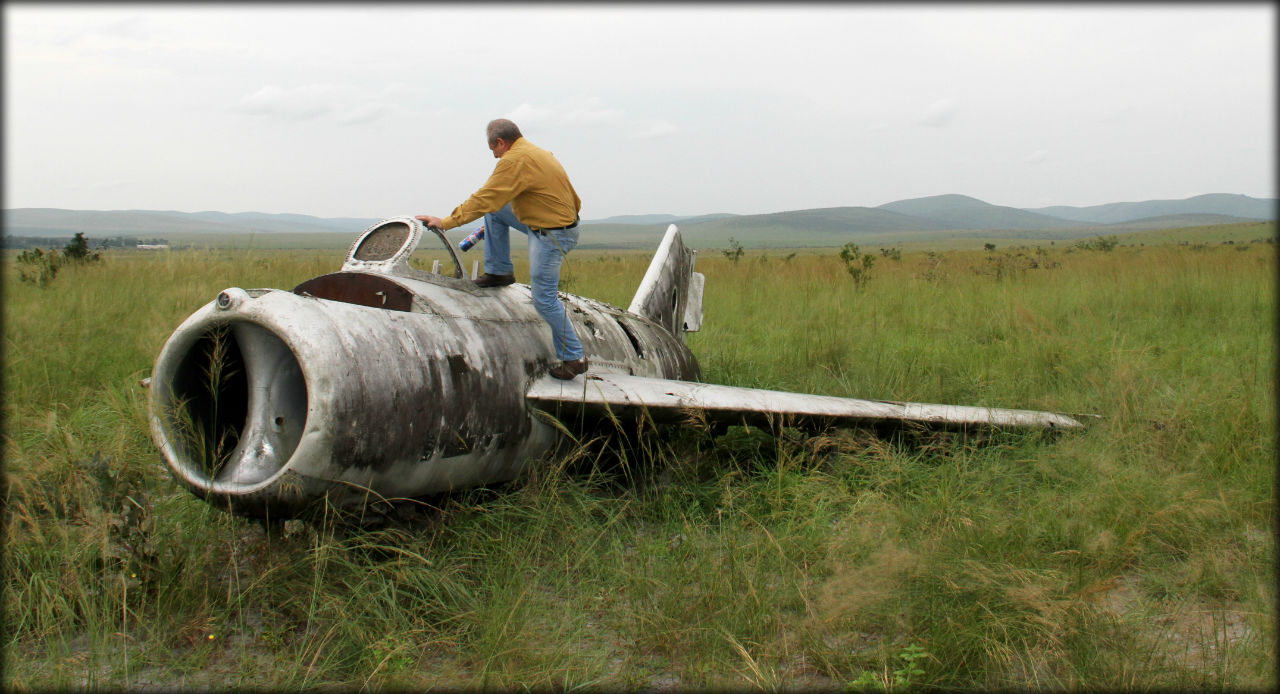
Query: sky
[[4, 3, 1275, 220]]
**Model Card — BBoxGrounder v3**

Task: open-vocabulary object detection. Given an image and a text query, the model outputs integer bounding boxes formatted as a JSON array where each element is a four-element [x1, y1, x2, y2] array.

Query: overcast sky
[[4, 3, 1275, 220]]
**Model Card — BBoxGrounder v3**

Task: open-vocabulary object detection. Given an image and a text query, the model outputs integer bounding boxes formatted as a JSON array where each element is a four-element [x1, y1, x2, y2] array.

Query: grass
[[3, 228, 1275, 690], [16, 217, 1270, 253]]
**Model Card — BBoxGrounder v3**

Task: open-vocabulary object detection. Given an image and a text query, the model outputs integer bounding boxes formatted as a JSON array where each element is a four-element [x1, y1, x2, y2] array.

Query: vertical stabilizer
[[628, 224, 704, 340]]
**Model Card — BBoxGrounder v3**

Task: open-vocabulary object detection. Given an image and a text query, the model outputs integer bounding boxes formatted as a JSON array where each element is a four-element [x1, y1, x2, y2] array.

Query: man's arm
[[414, 214, 447, 230], [417, 158, 523, 231]]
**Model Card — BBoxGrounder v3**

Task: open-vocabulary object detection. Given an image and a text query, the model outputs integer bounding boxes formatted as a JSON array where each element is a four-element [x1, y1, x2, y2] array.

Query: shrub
[[16, 247, 63, 287], [839, 242, 876, 288], [722, 237, 745, 264], [1073, 235, 1119, 252], [14, 233, 103, 287]]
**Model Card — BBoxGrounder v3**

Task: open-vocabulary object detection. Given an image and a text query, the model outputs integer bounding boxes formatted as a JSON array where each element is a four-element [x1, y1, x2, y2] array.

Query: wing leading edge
[[527, 373, 1085, 432]]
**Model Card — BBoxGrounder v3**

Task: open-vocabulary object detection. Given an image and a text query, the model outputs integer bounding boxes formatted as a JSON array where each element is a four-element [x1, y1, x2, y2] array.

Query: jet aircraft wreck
[[148, 218, 1083, 517]]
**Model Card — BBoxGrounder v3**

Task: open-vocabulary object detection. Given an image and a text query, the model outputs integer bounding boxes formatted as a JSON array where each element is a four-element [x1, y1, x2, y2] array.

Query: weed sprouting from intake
[[159, 324, 244, 481], [197, 325, 242, 478]]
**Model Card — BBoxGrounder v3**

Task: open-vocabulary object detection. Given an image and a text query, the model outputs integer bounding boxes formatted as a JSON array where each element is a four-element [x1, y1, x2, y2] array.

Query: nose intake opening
[[164, 322, 307, 488]]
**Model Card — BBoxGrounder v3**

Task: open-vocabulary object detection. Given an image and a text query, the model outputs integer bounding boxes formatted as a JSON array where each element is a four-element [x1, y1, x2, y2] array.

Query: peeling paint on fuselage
[[149, 264, 699, 516]]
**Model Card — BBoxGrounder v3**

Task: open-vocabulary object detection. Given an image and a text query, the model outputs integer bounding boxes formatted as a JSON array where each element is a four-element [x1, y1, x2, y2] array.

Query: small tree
[[722, 237, 744, 264], [839, 242, 876, 289], [63, 232, 101, 263]]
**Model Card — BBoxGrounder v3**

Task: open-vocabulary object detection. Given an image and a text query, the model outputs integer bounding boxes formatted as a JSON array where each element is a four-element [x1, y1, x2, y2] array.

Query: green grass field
[[4, 227, 1275, 690], [39, 219, 1276, 253]]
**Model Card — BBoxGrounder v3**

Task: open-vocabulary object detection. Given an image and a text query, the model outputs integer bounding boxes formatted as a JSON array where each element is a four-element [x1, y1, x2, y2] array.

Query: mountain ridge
[[5, 194, 1273, 248], [1024, 193, 1275, 225]]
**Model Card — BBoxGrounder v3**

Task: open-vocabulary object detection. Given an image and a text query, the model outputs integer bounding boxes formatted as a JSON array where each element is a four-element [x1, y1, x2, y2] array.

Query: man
[[416, 119, 588, 380]]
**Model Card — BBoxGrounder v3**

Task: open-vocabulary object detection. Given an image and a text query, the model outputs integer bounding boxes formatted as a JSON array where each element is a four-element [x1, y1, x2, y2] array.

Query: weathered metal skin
[[528, 373, 1086, 432], [629, 221, 704, 335], [148, 218, 702, 516], [149, 217, 1083, 518]]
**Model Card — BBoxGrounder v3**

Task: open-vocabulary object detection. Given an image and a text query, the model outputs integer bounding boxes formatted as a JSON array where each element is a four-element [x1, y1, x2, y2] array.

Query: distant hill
[[2, 208, 385, 238], [1091, 213, 1262, 231], [700, 206, 952, 233], [5, 193, 1274, 250], [589, 212, 738, 225], [181, 210, 380, 234], [583, 194, 1274, 249], [879, 194, 1084, 230], [1024, 193, 1275, 225]]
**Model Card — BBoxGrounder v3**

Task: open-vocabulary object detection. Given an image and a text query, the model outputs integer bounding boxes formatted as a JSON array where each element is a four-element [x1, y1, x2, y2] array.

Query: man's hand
[[415, 214, 445, 231]]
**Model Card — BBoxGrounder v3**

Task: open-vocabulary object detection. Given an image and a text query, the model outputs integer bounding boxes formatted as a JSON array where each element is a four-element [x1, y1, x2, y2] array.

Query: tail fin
[[628, 224, 704, 340]]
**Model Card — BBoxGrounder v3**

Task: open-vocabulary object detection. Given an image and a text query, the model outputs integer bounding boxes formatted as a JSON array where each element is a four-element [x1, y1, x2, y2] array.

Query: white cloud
[[917, 98, 959, 127], [560, 98, 627, 126], [98, 14, 153, 42], [630, 120, 678, 139], [335, 103, 391, 127], [505, 97, 624, 129], [232, 83, 398, 126], [234, 84, 337, 120], [1024, 150, 1049, 165], [503, 102, 558, 128], [504, 97, 676, 140], [83, 178, 138, 192]]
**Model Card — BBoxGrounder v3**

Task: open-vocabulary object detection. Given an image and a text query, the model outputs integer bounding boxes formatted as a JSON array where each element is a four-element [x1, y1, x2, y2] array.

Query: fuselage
[[149, 269, 700, 516]]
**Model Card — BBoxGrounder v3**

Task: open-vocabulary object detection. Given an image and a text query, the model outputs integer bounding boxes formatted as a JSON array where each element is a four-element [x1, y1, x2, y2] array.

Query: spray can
[[459, 226, 485, 252]]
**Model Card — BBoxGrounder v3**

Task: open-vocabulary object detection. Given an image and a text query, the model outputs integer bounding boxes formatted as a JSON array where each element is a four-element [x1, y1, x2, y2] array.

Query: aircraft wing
[[526, 373, 1084, 432]]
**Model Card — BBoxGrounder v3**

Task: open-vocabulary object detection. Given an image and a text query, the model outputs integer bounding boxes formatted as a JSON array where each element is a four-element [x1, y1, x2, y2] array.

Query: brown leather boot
[[549, 358, 589, 380], [473, 273, 515, 288]]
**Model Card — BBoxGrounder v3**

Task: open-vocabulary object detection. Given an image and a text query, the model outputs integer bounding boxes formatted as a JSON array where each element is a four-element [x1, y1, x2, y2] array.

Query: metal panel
[[527, 373, 1085, 431]]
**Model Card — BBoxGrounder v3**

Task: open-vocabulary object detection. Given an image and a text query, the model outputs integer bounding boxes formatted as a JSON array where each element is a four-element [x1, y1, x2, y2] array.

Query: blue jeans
[[482, 204, 585, 361]]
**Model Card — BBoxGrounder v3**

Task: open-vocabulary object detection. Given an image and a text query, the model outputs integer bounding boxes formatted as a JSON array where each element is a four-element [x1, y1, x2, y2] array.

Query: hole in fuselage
[[616, 318, 645, 359]]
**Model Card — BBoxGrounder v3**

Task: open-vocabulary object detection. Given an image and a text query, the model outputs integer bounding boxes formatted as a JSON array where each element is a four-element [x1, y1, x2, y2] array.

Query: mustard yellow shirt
[[441, 138, 582, 231]]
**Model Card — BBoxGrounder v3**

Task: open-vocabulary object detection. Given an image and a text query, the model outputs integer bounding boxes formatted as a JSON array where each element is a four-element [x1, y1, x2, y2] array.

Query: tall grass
[[4, 236, 1274, 690]]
